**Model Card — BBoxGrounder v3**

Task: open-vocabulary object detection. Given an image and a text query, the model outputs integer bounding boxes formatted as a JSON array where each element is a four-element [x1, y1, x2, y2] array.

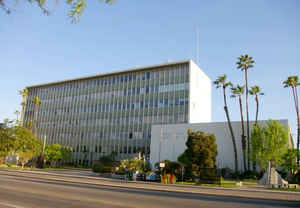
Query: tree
[[13, 125, 42, 168], [14, 110, 20, 124], [19, 88, 28, 126], [231, 84, 247, 171], [236, 54, 255, 170], [33, 96, 42, 138], [249, 86, 264, 125], [45, 144, 63, 167], [214, 75, 238, 173], [61, 146, 72, 165], [179, 130, 218, 180], [251, 120, 289, 170], [283, 76, 300, 165], [0, 125, 15, 164], [1, 0, 116, 23], [120, 157, 149, 173], [282, 149, 299, 176]]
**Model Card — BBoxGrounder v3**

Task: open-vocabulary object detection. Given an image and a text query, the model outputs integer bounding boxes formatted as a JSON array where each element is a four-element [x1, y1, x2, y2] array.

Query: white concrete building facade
[[150, 120, 293, 172]]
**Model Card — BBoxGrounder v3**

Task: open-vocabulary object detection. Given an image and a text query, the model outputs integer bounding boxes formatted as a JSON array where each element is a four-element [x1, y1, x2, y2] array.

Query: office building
[[23, 60, 211, 165]]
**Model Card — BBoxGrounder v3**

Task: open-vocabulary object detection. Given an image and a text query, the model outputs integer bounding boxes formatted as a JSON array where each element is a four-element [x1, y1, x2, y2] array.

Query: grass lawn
[[176, 179, 258, 188], [0, 164, 84, 172], [267, 188, 300, 192], [176, 181, 238, 188], [242, 181, 258, 185]]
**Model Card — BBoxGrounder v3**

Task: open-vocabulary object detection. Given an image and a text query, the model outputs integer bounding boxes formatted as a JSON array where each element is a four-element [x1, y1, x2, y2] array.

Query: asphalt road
[[0, 174, 299, 208]]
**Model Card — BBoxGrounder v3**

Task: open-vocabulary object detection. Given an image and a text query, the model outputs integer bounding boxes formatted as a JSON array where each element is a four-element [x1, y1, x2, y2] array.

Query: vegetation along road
[[0, 171, 299, 208]]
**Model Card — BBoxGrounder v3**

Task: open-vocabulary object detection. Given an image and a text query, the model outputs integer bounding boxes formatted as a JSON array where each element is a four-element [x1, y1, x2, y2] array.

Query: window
[[146, 72, 150, 80]]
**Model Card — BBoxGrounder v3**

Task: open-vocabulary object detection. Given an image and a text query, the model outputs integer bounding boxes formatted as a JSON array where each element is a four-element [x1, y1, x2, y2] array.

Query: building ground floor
[[150, 120, 292, 172], [49, 119, 292, 170]]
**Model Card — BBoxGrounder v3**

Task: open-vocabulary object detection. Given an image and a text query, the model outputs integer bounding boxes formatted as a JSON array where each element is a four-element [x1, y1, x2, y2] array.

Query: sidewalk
[[0, 169, 299, 202]]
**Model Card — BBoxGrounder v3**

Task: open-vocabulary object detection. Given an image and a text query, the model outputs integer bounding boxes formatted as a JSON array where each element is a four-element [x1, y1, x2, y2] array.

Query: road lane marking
[[0, 202, 25, 208]]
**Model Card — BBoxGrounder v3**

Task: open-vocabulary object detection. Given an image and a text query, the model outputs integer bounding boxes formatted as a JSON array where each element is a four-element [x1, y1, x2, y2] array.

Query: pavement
[[0, 169, 300, 203], [0, 171, 300, 208]]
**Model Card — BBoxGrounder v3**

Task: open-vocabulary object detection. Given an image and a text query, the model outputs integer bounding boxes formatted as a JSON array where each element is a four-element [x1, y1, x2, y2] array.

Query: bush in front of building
[[92, 161, 104, 173], [178, 129, 218, 182], [45, 144, 72, 168], [92, 155, 117, 173], [115, 168, 126, 175], [120, 157, 151, 174]]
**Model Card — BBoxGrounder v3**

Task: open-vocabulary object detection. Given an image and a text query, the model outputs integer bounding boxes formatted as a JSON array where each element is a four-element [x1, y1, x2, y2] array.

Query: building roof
[[26, 59, 192, 89]]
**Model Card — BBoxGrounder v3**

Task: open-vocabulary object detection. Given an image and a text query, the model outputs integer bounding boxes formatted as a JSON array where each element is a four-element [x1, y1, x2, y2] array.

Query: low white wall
[[150, 120, 289, 172]]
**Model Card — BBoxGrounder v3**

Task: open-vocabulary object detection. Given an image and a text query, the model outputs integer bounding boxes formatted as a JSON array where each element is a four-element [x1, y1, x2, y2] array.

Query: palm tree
[[231, 85, 247, 172], [214, 75, 238, 173], [26, 120, 33, 129], [249, 86, 264, 125], [236, 54, 254, 170], [14, 110, 20, 124], [283, 76, 300, 165], [33, 96, 42, 138], [19, 88, 28, 126]]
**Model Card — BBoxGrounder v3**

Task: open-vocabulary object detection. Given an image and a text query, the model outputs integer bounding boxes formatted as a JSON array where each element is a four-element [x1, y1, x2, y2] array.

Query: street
[[0, 173, 299, 208]]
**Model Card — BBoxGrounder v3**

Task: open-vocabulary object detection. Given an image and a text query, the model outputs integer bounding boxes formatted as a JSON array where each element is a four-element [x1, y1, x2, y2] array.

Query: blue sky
[[1, 0, 299, 143]]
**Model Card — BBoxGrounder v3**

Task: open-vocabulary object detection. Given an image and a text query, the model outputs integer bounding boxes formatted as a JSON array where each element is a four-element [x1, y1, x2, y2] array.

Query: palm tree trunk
[[239, 95, 247, 172], [245, 69, 250, 170], [255, 96, 259, 125], [21, 97, 27, 127], [223, 87, 239, 173], [252, 96, 259, 171], [294, 87, 300, 165], [34, 104, 39, 138]]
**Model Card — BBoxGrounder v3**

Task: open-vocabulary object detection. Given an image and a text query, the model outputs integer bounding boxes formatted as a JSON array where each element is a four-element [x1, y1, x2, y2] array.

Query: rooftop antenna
[[196, 27, 200, 65]]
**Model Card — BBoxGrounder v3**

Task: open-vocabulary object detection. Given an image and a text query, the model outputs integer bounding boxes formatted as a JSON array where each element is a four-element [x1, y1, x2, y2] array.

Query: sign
[[159, 162, 165, 168]]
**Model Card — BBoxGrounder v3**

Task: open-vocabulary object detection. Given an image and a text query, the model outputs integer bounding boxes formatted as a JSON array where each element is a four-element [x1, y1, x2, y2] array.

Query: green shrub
[[115, 168, 126, 175], [102, 166, 113, 173], [92, 161, 104, 173], [75, 164, 84, 168], [239, 170, 261, 180], [99, 156, 114, 166], [92, 161, 114, 173]]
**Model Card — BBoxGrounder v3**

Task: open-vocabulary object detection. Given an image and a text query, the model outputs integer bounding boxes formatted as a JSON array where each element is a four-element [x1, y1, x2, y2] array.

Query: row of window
[[30, 65, 188, 96], [78, 145, 148, 154], [32, 83, 188, 105], [71, 145, 148, 155], [47, 130, 149, 141], [25, 98, 188, 120], [38, 114, 187, 128]]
